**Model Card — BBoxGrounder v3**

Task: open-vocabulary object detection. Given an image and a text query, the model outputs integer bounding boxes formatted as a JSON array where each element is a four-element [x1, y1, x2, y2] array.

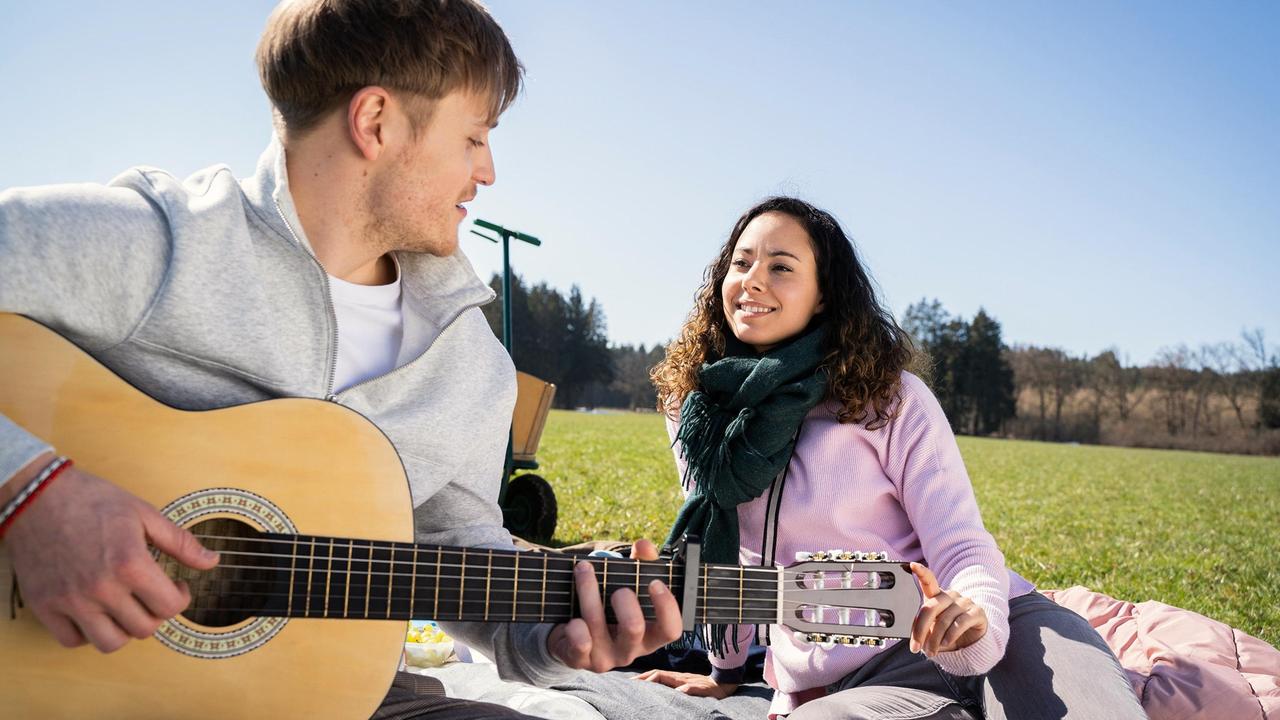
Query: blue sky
[[2, 1, 1275, 365]]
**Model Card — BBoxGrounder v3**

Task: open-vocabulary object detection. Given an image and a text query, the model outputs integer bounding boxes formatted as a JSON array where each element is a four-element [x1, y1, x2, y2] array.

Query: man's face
[[366, 90, 496, 257]]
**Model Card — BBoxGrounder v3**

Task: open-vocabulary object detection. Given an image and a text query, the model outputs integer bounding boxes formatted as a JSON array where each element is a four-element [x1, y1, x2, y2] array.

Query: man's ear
[[348, 86, 392, 161]]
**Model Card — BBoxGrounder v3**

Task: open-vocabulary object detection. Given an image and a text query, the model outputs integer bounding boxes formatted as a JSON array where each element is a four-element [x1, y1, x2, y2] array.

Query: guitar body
[[0, 314, 412, 719]]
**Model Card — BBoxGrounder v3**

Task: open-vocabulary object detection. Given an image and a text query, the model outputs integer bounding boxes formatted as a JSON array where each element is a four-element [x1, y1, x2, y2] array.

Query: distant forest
[[484, 273, 1280, 456]]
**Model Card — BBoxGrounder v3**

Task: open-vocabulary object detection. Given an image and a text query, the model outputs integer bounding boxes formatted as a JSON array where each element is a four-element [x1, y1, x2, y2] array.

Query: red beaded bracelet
[[0, 457, 74, 540]]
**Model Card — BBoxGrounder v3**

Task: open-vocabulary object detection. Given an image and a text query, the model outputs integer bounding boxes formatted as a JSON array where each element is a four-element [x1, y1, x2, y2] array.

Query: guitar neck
[[177, 533, 782, 627]]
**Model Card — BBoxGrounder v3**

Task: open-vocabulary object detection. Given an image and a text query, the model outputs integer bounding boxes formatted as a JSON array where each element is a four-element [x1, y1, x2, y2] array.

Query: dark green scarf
[[664, 323, 828, 653]]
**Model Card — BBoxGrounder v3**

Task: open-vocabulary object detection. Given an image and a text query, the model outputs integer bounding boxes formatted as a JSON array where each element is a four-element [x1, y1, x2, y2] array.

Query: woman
[[638, 197, 1144, 719]]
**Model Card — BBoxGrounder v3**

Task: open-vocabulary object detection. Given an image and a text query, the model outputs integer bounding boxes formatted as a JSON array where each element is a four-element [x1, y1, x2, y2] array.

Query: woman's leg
[[982, 592, 1146, 720], [788, 641, 980, 720]]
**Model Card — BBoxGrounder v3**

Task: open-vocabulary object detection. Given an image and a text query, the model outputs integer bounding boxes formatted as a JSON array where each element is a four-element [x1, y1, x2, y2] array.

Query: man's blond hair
[[256, 0, 522, 134]]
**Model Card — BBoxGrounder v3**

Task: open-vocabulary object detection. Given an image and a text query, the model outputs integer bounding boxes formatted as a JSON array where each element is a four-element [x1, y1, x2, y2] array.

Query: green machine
[[470, 218, 558, 543]]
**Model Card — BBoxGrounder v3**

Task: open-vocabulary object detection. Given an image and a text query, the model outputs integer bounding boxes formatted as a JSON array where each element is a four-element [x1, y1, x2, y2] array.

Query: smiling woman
[[645, 196, 1149, 719]]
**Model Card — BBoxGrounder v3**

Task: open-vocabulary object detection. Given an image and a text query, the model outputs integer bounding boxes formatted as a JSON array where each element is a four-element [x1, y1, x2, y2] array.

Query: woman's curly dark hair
[[651, 196, 916, 429]]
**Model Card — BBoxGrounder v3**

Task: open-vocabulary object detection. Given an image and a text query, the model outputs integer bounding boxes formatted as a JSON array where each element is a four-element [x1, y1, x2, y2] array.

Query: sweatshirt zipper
[[272, 198, 340, 400]]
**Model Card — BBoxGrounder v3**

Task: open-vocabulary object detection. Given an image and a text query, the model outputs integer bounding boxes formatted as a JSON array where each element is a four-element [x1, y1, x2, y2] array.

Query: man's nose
[[474, 145, 495, 186]]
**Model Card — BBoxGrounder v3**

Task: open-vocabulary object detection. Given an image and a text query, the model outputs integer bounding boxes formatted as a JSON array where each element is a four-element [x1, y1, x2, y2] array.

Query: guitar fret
[[305, 537, 316, 617], [541, 554, 548, 622], [434, 547, 442, 618], [364, 542, 373, 619], [287, 536, 298, 616], [324, 538, 334, 618], [701, 563, 708, 623], [635, 560, 640, 597], [344, 540, 353, 618], [569, 559, 577, 619], [459, 548, 467, 620], [484, 549, 493, 622], [738, 565, 744, 623], [386, 543, 396, 619], [512, 553, 520, 622], [410, 545, 419, 621]]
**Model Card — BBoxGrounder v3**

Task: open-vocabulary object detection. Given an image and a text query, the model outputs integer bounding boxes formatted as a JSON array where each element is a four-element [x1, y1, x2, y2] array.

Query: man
[[0, 1, 680, 717]]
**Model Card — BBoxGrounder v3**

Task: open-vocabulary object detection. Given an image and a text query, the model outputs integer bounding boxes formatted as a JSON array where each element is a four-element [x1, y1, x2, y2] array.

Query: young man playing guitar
[[0, 1, 681, 717]]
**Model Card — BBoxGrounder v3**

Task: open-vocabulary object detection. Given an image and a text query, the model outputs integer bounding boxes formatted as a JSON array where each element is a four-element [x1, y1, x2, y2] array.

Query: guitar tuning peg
[[835, 550, 856, 561], [810, 551, 830, 561], [794, 551, 813, 561]]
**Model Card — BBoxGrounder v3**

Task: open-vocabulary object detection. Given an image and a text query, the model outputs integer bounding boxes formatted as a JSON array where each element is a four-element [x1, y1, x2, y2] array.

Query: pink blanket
[[1042, 587, 1280, 720]]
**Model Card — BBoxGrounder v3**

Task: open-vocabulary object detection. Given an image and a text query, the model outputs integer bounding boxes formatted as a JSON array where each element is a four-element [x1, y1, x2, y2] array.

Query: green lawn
[[526, 409, 1280, 645]]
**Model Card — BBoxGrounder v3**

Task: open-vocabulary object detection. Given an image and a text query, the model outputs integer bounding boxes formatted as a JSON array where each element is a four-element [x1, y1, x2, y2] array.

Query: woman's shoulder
[[877, 370, 947, 430]]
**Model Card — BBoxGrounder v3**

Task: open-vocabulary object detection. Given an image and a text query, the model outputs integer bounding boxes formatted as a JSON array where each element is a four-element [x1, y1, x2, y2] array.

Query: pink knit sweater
[[668, 372, 1035, 716]]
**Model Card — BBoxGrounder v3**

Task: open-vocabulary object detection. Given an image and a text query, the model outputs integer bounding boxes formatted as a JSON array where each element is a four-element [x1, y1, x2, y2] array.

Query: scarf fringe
[[668, 623, 741, 659]]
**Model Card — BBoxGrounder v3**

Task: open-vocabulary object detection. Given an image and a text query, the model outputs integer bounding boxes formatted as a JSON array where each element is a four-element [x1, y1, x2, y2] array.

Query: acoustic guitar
[[0, 313, 920, 719]]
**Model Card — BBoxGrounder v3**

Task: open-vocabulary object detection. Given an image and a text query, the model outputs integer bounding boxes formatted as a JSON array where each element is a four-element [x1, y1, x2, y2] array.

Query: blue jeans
[[789, 592, 1146, 720]]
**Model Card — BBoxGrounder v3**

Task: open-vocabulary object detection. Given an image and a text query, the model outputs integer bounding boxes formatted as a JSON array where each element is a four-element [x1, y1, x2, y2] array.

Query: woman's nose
[[743, 262, 767, 292]]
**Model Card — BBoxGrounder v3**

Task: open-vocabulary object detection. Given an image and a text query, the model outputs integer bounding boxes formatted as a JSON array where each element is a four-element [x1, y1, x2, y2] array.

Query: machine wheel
[[502, 473, 558, 543]]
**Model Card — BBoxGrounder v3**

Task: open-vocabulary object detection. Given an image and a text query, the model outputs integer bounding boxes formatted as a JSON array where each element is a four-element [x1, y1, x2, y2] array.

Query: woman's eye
[[469, 137, 485, 148], [731, 258, 749, 268], [772, 264, 792, 273]]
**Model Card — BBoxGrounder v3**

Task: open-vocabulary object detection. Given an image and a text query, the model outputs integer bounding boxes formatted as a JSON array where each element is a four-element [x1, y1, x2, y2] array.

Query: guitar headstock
[[779, 550, 920, 647]]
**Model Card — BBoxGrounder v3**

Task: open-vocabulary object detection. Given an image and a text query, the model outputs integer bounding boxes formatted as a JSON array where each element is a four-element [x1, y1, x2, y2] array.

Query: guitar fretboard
[[171, 531, 782, 628]]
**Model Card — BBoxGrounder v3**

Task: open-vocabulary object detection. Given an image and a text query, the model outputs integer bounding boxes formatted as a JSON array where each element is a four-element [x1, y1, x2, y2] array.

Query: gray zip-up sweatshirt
[[0, 137, 576, 688]]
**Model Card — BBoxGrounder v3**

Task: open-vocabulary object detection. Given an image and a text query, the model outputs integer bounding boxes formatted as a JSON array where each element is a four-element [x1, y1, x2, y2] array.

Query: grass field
[[527, 409, 1280, 646]]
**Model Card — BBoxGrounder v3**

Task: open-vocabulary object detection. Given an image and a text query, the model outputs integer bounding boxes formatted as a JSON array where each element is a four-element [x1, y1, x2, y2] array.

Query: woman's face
[[721, 212, 824, 354]]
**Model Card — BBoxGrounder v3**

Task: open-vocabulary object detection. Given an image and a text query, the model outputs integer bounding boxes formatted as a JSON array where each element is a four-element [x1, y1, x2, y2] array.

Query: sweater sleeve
[[0, 175, 172, 488], [887, 374, 1011, 676]]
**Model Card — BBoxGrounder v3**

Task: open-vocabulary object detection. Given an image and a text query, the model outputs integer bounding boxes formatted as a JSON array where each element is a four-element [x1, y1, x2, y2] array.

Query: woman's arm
[[888, 374, 1012, 676]]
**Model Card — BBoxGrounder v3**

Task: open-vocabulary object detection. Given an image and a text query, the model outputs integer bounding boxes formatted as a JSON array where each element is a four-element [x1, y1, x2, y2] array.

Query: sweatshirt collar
[[240, 134, 497, 322]]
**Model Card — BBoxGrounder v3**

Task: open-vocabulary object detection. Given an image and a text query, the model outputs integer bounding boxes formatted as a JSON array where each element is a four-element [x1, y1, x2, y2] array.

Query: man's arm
[[0, 176, 217, 652]]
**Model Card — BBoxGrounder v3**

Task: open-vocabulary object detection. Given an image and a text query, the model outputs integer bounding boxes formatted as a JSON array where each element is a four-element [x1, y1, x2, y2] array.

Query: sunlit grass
[[526, 409, 1280, 645]]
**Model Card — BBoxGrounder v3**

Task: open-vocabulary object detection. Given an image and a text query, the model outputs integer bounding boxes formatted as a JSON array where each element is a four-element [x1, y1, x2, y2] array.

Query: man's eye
[[469, 138, 485, 148]]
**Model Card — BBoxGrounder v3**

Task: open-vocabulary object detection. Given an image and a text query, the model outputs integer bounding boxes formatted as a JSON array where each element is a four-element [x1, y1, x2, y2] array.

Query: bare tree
[[1206, 342, 1252, 430], [1153, 345, 1196, 436], [1189, 345, 1220, 438]]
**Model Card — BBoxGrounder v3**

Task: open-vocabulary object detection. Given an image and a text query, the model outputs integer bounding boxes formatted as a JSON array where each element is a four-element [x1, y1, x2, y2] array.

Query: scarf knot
[[663, 323, 829, 656]]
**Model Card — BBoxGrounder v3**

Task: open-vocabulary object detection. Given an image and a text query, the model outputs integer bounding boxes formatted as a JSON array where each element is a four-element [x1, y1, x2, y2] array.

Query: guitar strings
[[174, 589, 897, 620], [178, 575, 803, 610], [172, 550, 890, 599], [178, 571, 900, 615], [187, 550, 801, 591], [188, 532, 895, 578]]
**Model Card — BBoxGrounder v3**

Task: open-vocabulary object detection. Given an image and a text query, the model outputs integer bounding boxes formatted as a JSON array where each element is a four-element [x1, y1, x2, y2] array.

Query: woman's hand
[[908, 562, 988, 656], [633, 669, 738, 699]]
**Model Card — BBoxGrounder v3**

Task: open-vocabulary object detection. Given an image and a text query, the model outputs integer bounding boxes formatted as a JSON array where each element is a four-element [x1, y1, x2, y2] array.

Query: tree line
[[903, 299, 1280, 455], [485, 272, 1280, 455], [480, 272, 661, 410]]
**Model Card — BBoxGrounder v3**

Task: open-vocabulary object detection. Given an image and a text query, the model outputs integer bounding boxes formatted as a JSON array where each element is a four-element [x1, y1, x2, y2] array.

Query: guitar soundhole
[[165, 518, 287, 628]]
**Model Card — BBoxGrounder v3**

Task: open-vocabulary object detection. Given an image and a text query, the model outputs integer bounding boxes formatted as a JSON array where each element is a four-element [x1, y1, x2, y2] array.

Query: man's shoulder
[[110, 163, 244, 210]]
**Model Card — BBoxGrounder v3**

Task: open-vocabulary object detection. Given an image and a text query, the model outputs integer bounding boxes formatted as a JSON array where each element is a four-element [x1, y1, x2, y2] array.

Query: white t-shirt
[[329, 261, 405, 393]]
